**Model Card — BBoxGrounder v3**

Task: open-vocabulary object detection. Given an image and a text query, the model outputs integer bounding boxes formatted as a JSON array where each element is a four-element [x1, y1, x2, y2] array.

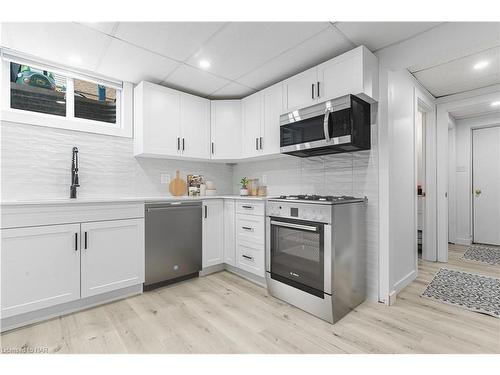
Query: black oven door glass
[[280, 114, 326, 147], [270, 219, 324, 298]]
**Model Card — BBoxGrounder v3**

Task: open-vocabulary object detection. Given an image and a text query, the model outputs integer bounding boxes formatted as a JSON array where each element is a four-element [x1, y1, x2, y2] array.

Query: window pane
[[10, 62, 66, 116], [74, 79, 117, 124]]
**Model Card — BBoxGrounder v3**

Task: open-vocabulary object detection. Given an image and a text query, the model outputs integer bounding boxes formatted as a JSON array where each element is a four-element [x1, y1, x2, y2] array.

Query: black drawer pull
[[242, 226, 254, 231], [242, 254, 253, 261], [242, 205, 253, 209]]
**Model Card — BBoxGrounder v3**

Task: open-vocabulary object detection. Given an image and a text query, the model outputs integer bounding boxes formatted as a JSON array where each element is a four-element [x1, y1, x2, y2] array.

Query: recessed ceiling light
[[473, 60, 489, 70], [199, 60, 210, 69], [491, 101, 500, 107]]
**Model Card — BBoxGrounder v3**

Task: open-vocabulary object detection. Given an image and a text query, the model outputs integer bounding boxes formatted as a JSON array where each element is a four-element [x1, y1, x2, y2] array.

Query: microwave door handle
[[323, 109, 331, 142]]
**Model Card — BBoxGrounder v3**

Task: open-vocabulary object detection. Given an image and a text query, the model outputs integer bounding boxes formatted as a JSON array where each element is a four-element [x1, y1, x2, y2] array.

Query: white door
[[81, 219, 145, 298], [283, 66, 318, 111], [241, 92, 262, 158], [202, 200, 224, 268], [1, 224, 81, 318], [142, 83, 181, 157], [473, 126, 500, 245], [180, 93, 211, 159], [210, 101, 242, 159], [318, 50, 363, 101], [261, 83, 283, 156], [223, 200, 236, 266]]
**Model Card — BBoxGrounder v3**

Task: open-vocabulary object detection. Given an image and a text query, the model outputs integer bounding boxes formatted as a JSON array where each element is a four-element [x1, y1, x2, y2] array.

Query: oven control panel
[[266, 200, 332, 224]]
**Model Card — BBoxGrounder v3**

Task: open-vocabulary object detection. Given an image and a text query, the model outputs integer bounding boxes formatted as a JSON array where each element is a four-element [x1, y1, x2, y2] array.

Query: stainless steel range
[[265, 195, 367, 324]]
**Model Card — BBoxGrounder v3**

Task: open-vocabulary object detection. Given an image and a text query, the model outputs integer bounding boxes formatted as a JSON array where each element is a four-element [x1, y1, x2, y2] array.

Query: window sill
[[1, 109, 132, 138]]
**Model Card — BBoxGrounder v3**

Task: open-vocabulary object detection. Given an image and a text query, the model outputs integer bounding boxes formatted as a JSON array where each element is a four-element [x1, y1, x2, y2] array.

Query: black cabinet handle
[[84, 231, 87, 249], [182, 138, 185, 151], [242, 226, 254, 232], [259, 137, 263, 150], [242, 205, 253, 209], [177, 137, 180, 151], [74, 232, 78, 251], [211, 142, 214, 154], [317, 81, 320, 98], [311, 83, 315, 99], [255, 137, 258, 150], [242, 254, 253, 261], [204, 205, 208, 218]]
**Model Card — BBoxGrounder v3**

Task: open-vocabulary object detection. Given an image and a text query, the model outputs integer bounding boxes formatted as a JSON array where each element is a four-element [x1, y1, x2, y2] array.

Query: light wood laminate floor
[[1, 244, 499, 354]]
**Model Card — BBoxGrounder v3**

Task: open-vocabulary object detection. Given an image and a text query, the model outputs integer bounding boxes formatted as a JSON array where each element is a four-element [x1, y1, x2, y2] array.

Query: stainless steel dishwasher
[[144, 201, 202, 290]]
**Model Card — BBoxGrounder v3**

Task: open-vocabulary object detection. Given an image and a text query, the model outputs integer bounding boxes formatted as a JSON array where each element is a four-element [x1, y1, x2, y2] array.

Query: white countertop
[[0, 195, 268, 206]]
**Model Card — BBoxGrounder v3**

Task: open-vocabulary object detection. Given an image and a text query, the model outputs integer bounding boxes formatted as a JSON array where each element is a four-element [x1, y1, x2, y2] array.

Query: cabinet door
[[180, 93, 211, 159], [223, 200, 236, 266], [81, 219, 144, 298], [141, 83, 181, 156], [318, 49, 363, 101], [1, 224, 81, 318], [283, 66, 318, 111], [241, 92, 262, 158], [210, 101, 242, 160], [261, 83, 283, 156], [202, 200, 224, 268]]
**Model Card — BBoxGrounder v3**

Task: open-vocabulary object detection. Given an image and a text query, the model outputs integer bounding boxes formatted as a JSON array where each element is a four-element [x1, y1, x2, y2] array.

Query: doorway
[[472, 126, 500, 246], [415, 109, 426, 258]]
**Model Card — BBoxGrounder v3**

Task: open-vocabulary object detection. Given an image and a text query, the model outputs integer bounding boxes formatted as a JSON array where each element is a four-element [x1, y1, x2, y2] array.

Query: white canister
[[200, 183, 206, 196]]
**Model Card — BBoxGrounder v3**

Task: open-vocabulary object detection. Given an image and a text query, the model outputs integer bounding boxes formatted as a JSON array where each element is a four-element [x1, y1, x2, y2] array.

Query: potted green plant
[[240, 177, 249, 196]]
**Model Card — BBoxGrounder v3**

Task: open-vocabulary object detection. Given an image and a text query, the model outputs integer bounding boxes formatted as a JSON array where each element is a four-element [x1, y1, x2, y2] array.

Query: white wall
[[0, 121, 234, 200], [233, 122, 379, 302], [449, 114, 500, 245]]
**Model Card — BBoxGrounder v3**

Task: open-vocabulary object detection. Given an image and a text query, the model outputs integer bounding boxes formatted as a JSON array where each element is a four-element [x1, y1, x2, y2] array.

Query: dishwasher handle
[[146, 202, 201, 212]]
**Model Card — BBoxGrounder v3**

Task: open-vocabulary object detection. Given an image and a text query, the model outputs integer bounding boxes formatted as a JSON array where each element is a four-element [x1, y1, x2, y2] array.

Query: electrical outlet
[[160, 173, 170, 184], [262, 174, 267, 184]]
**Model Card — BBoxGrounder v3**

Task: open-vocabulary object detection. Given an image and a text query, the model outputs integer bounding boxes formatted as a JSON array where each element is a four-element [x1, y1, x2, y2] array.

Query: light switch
[[160, 173, 170, 184]]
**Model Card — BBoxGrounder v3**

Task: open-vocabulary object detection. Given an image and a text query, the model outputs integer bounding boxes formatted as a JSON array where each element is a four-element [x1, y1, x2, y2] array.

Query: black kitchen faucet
[[70, 147, 79, 198]]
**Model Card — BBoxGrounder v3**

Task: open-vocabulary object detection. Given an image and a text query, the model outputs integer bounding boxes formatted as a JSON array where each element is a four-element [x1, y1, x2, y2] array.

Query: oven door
[[269, 218, 325, 298]]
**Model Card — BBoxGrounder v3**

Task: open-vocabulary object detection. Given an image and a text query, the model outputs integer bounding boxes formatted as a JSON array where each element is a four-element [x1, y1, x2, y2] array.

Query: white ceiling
[[3, 21, 496, 100], [411, 45, 500, 97], [449, 101, 500, 120]]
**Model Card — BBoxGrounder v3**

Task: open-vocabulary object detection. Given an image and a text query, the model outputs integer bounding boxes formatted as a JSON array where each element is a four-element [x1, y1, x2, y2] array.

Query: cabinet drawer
[[235, 201, 265, 216], [236, 242, 264, 277], [236, 215, 264, 244]]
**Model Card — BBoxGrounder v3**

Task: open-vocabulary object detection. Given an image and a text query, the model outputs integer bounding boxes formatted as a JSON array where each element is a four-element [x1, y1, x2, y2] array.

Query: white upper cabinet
[[180, 93, 211, 159], [1, 224, 81, 318], [242, 82, 283, 158], [134, 82, 210, 160], [241, 92, 262, 158], [283, 66, 318, 112], [261, 83, 283, 156], [283, 46, 378, 112], [318, 45, 379, 103], [134, 81, 181, 157], [210, 100, 242, 160]]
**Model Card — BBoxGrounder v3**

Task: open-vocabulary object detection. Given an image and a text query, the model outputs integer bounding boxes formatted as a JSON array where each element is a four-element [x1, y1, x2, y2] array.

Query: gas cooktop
[[270, 195, 366, 204]]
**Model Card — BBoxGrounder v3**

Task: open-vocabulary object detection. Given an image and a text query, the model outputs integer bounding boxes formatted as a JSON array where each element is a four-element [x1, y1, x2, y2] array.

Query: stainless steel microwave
[[279, 94, 371, 157]]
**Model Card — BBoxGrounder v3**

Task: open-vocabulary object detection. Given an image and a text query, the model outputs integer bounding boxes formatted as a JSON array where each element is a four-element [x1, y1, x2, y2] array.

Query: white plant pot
[[240, 188, 249, 196]]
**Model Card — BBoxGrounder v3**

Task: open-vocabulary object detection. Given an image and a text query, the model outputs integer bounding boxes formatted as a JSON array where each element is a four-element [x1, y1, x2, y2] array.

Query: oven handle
[[270, 220, 318, 232], [323, 108, 331, 142]]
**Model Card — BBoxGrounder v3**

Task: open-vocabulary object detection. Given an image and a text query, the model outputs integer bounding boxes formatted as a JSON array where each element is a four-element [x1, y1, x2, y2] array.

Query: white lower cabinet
[[236, 241, 265, 277], [0, 224, 81, 318], [202, 199, 224, 268], [81, 219, 145, 298], [223, 200, 236, 266]]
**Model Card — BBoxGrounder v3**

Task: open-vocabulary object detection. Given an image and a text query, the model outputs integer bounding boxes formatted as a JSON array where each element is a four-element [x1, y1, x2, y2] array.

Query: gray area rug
[[461, 245, 500, 266], [422, 268, 500, 318]]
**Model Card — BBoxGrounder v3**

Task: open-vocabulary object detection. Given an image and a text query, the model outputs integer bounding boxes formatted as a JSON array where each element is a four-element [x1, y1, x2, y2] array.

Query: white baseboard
[[392, 269, 417, 295], [455, 237, 472, 245]]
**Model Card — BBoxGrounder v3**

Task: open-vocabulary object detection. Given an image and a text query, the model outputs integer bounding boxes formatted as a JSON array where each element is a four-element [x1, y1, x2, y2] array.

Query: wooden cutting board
[[169, 170, 187, 196]]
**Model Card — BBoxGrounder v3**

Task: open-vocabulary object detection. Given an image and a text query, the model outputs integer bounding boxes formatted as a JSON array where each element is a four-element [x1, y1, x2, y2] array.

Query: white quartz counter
[[0, 195, 268, 207]]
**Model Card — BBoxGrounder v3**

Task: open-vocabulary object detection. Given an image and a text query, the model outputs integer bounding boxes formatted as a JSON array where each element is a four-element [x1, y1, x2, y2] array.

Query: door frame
[[471, 124, 500, 245]]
